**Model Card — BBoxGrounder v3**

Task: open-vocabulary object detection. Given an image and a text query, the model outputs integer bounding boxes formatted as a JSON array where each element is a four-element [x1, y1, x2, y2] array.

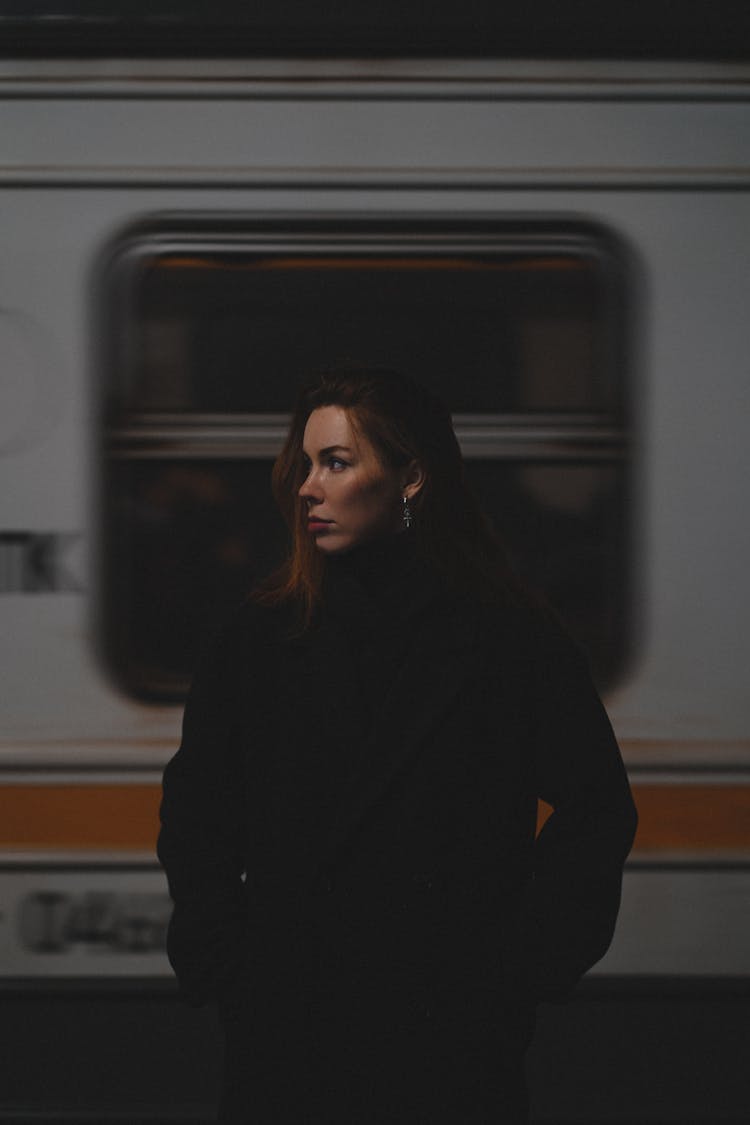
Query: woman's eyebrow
[[307, 444, 354, 458]]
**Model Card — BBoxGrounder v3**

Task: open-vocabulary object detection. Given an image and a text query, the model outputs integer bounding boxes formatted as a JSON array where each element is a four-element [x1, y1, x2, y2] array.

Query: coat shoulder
[[207, 596, 294, 656], [184, 597, 290, 705], [462, 591, 586, 678]]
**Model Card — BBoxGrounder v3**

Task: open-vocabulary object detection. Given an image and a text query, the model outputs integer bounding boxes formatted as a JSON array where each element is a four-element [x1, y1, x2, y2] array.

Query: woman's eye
[[328, 457, 347, 470]]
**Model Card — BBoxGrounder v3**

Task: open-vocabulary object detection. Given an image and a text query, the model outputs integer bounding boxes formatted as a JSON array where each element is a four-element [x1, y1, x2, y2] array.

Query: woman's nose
[[299, 471, 321, 502]]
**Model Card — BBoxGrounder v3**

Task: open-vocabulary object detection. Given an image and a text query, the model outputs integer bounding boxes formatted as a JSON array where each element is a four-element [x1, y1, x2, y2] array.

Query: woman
[[158, 368, 637, 1124]]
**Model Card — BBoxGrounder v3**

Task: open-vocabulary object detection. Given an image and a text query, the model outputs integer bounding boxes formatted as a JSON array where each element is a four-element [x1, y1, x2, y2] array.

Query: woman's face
[[299, 406, 410, 555]]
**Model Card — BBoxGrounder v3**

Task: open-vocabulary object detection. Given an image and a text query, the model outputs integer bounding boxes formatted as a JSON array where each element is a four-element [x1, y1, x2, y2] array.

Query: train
[[1, 28, 749, 1122]]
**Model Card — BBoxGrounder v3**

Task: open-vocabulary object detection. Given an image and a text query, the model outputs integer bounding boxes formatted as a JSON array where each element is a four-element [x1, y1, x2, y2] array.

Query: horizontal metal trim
[[108, 445, 626, 461], [3, 767, 748, 787], [0, 771, 166, 786], [3, 971, 750, 1002], [1, 168, 750, 191], [106, 413, 628, 461], [0, 976, 179, 997], [621, 739, 750, 771], [626, 854, 750, 871], [1, 57, 749, 83], [2, 850, 748, 872], [2, 80, 750, 104], [626, 770, 750, 785], [0, 852, 160, 869], [0, 738, 732, 774], [107, 444, 625, 462], [110, 411, 620, 426], [109, 229, 614, 255]]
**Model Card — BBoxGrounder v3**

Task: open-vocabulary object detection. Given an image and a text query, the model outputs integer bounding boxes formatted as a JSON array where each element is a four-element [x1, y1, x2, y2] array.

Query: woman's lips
[[307, 518, 332, 533]]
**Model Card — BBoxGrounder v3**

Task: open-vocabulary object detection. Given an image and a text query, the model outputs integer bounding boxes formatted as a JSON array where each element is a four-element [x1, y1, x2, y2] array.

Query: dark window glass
[[103, 460, 284, 697], [102, 219, 630, 700], [466, 460, 629, 680], [114, 251, 616, 417]]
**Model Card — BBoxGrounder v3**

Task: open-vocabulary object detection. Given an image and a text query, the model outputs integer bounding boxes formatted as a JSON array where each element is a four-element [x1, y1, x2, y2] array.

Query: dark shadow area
[[1, 977, 749, 1123], [0, 0, 748, 60], [0, 980, 220, 1123], [528, 978, 750, 1122]]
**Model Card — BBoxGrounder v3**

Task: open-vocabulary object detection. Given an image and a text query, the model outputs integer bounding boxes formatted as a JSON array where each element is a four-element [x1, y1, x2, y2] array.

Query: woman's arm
[[157, 620, 249, 1006], [515, 627, 638, 1001]]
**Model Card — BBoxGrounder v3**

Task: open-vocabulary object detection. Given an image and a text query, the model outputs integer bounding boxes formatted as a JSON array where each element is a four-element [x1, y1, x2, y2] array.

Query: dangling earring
[[402, 495, 412, 530]]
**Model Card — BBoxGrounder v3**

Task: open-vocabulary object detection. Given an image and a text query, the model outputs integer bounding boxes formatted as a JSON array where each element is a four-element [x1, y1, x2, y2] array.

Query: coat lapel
[[319, 600, 481, 868], [281, 613, 370, 760]]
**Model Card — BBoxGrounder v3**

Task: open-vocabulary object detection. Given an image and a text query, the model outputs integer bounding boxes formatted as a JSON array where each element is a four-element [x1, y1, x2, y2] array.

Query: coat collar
[[272, 551, 485, 872]]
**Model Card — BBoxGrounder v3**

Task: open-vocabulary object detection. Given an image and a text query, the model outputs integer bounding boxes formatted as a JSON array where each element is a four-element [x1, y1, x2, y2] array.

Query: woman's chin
[[312, 534, 350, 555]]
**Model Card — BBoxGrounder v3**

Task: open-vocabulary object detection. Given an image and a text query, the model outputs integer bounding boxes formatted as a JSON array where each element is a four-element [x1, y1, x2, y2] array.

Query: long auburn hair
[[254, 367, 528, 624]]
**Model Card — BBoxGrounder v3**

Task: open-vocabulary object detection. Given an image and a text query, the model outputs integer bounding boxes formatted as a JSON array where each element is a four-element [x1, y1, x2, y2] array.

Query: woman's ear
[[401, 460, 426, 501]]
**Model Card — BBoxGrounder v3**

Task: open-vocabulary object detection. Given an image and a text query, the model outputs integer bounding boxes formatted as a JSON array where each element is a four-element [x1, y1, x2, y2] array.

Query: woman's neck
[[328, 531, 417, 599]]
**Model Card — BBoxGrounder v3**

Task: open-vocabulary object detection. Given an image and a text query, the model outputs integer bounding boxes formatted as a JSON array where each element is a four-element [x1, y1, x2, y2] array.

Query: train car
[[1, 10, 749, 1121]]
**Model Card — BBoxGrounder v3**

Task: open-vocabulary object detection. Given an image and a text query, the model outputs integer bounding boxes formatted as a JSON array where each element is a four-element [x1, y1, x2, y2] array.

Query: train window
[[102, 219, 630, 700]]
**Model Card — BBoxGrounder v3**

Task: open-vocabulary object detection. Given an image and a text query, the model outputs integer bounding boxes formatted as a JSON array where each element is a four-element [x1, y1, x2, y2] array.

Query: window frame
[[98, 214, 634, 700]]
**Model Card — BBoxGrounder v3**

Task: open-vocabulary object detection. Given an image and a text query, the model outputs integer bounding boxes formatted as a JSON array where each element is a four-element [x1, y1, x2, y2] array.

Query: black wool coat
[[158, 544, 637, 1125]]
